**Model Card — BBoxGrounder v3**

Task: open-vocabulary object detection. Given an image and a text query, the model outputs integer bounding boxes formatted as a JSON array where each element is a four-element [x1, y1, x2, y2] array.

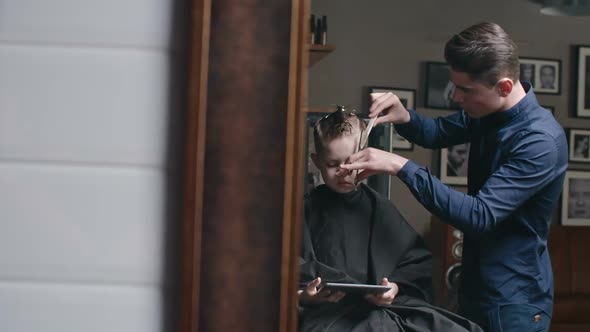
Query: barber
[[341, 22, 567, 332]]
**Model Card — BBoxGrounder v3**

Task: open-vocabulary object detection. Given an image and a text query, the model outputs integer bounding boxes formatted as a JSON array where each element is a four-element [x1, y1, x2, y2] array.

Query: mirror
[[298, 0, 588, 330], [306, 0, 581, 233]]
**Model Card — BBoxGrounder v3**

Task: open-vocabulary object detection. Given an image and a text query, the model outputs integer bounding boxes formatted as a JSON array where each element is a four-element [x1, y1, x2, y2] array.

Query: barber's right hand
[[298, 277, 345, 305], [369, 92, 411, 126]]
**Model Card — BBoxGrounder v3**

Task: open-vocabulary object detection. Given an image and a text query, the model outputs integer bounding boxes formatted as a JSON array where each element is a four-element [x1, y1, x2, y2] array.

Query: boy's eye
[[326, 163, 339, 168]]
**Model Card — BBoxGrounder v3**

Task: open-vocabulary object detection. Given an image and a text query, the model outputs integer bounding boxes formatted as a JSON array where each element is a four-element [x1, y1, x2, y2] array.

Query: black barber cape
[[299, 184, 482, 332]]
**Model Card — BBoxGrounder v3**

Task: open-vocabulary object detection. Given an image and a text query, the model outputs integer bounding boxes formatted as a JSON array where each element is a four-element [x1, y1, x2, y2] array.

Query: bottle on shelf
[[310, 14, 316, 44], [315, 17, 322, 45], [321, 15, 327, 45]]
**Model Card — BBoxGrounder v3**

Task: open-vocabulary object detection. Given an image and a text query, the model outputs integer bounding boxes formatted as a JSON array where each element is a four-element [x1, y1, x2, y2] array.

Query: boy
[[298, 107, 482, 331]]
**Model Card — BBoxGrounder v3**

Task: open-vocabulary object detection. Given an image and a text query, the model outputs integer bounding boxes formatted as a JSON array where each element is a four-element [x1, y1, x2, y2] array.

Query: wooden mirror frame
[[179, 0, 309, 331]]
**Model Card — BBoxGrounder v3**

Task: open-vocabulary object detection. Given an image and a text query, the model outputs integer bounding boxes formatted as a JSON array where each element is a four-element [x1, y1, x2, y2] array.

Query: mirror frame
[[180, 0, 308, 331]]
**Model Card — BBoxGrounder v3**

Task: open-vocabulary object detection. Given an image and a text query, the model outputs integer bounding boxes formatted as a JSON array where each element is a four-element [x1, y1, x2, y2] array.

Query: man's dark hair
[[444, 22, 519, 87]]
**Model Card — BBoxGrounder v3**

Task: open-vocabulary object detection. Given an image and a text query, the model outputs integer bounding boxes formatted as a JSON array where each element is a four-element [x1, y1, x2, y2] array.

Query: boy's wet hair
[[313, 106, 367, 156]]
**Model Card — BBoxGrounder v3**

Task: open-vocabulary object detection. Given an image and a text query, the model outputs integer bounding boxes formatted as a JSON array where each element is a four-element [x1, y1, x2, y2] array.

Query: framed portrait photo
[[424, 62, 461, 110], [440, 143, 470, 185], [568, 128, 590, 163], [575, 46, 590, 117], [390, 127, 413, 151], [519, 57, 561, 95], [561, 171, 590, 226]]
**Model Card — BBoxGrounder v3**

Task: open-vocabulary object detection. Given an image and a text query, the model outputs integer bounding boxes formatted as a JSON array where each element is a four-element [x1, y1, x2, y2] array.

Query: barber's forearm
[[397, 161, 499, 235], [395, 109, 470, 149], [394, 109, 441, 147]]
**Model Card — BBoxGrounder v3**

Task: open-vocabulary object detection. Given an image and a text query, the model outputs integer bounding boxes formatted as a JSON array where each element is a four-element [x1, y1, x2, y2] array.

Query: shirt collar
[[480, 82, 537, 127]]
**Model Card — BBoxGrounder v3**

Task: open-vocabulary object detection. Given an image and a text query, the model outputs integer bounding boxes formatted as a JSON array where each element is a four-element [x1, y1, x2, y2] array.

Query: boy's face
[[313, 135, 358, 193]]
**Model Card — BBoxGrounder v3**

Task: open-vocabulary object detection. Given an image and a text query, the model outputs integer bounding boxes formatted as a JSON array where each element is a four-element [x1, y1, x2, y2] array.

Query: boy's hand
[[369, 92, 411, 126], [298, 277, 345, 305], [364, 278, 399, 306]]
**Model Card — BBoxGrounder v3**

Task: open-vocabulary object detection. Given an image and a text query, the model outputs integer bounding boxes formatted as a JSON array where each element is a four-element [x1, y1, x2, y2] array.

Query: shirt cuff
[[398, 160, 420, 184], [394, 108, 418, 132]]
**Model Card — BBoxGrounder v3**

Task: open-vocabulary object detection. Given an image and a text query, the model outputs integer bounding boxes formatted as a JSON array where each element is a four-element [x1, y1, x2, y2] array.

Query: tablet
[[322, 282, 391, 295]]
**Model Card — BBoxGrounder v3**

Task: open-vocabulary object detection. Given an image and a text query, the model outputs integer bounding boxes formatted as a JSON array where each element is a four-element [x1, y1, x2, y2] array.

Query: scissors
[[353, 115, 377, 187]]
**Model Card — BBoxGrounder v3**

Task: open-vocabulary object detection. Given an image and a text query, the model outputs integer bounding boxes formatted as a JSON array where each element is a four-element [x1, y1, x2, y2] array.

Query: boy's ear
[[311, 153, 320, 169]]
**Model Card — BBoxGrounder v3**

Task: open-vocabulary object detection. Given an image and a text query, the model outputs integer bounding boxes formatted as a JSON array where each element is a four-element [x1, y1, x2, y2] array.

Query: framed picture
[[561, 171, 590, 226], [575, 46, 590, 117], [367, 123, 393, 199], [391, 127, 413, 151], [424, 62, 461, 110], [368, 86, 415, 151], [541, 105, 555, 116], [568, 128, 590, 163], [440, 143, 470, 185], [519, 57, 561, 95]]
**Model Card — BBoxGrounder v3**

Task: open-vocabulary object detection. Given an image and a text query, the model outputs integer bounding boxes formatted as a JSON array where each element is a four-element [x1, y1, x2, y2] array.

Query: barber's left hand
[[365, 278, 399, 306], [340, 148, 408, 182]]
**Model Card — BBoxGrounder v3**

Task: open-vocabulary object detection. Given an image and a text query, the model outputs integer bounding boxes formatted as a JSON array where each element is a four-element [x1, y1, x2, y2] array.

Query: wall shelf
[[308, 44, 336, 67]]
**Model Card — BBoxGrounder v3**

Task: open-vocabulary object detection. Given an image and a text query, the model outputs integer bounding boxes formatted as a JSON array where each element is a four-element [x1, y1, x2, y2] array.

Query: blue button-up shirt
[[396, 84, 568, 316]]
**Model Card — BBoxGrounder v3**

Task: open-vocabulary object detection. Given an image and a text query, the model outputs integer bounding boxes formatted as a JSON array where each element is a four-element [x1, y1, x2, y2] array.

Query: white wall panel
[[0, 282, 162, 332], [0, 1, 183, 330], [0, 0, 173, 49], [0, 45, 170, 167], [0, 163, 166, 285]]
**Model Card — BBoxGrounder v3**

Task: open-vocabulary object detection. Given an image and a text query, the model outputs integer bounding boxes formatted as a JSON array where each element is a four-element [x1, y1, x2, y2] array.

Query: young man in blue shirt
[[340, 22, 568, 332]]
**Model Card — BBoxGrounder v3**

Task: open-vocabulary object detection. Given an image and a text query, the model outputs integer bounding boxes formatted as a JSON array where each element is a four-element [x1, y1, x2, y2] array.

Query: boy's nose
[[336, 167, 352, 177]]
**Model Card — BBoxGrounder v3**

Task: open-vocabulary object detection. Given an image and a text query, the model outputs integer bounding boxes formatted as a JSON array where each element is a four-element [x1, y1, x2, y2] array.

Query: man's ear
[[311, 153, 320, 169], [496, 78, 514, 97]]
